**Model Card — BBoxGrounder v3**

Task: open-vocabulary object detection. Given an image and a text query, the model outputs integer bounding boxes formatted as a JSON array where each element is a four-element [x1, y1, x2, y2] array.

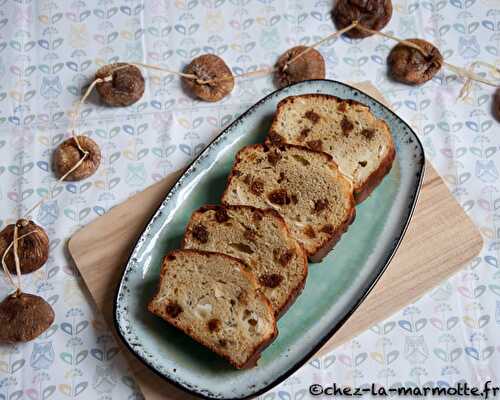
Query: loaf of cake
[[148, 249, 277, 369], [183, 205, 308, 317], [267, 94, 395, 203], [222, 144, 356, 262]]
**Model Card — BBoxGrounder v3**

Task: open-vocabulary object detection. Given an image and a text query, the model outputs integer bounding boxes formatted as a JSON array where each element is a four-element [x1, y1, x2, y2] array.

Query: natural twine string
[[197, 20, 360, 85], [284, 21, 360, 71], [459, 61, 500, 100], [355, 25, 500, 89], [109, 61, 198, 80], [1, 75, 115, 294]]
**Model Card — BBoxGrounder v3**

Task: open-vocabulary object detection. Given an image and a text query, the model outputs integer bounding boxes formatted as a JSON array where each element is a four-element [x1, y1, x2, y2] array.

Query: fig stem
[[16, 219, 29, 228]]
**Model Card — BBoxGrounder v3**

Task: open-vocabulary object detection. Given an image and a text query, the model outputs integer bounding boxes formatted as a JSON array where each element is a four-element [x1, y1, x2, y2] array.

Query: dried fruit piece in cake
[[222, 144, 355, 262], [268, 94, 395, 202], [148, 249, 277, 369], [183, 205, 308, 317]]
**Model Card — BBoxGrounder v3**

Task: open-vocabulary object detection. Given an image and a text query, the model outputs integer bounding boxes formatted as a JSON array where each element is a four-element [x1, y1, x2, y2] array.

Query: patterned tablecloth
[[0, 0, 499, 398]]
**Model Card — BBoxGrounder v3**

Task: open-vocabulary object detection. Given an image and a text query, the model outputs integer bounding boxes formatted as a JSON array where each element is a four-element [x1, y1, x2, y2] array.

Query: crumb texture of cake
[[222, 144, 355, 262], [147, 249, 277, 369], [268, 94, 395, 203], [183, 205, 308, 317]]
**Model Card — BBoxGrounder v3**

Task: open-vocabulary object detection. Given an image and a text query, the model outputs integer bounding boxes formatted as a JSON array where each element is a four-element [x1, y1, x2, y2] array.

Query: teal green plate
[[114, 80, 425, 399]]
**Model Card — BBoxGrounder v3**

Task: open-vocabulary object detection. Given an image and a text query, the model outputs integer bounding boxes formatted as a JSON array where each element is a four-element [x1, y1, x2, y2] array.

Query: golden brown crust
[[0, 220, 49, 274], [53, 135, 101, 181], [354, 128, 396, 203], [273, 246, 308, 318], [236, 289, 278, 368], [147, 249, 278, 369], [222, 144, 355, 262], [268, 93, 395, 204], [309, 201, 356, 262]]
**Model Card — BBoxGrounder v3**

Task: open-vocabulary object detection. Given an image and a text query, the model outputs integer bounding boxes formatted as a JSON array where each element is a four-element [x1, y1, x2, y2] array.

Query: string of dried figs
[[0, 290, 54, 343], [387, 38, 444, 85], [275, 46, 326, 89], [333, 0, 393, 39], [95, 63, 145, 107], [53, 135, 102, 181], [0, 219, 49, 274], [182, 54, 235, 102]]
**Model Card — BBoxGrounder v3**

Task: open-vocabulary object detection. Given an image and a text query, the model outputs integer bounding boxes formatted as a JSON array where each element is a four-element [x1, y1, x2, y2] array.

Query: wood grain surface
[[68, 83, 483, 399]]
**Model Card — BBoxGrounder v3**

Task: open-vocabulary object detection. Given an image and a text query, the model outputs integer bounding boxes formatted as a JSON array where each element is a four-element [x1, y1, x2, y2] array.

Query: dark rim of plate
[[113, 79, 426, 400]]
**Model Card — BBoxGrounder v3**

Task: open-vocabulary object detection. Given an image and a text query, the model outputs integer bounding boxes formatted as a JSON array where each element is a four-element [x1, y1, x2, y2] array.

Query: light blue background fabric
[[0, 0, 498, 398]]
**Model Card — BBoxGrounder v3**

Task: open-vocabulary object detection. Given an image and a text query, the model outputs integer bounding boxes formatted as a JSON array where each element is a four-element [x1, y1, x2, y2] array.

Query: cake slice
[[182, 205, 308, 317], [222, 144, 355, 262], [267, 94, 396, 203], [147, 249, 277, 369]]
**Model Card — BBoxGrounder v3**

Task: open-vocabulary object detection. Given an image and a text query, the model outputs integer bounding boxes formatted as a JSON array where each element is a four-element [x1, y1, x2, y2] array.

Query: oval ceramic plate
[[114, 80, 425, 399]]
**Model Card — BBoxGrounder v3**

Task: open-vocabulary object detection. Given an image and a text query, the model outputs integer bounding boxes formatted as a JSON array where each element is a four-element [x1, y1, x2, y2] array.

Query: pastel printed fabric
[[0, 0, 498, 399]]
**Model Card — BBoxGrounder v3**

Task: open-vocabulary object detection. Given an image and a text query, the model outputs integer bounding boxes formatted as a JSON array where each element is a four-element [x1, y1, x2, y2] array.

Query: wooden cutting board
[[68, 83, 483, 399]]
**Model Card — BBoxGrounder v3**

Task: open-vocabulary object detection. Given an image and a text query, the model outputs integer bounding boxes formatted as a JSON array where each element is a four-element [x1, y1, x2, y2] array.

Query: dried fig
[[95, 63, 145, 107], [53, 135, 101, 181], [387, 39, 443, 85], [493, 88, 500, 122], [332, 0, 393, 39], [0, 219, 49, 274], [275, 46, 325, 88], [0, 291, 54, 343], [182, 54, 235, 102]]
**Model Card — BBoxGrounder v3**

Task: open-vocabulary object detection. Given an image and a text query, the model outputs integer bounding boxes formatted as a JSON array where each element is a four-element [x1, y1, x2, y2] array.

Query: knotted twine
[[458, 61, 500, 100], [0, 75, 115, 295]]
